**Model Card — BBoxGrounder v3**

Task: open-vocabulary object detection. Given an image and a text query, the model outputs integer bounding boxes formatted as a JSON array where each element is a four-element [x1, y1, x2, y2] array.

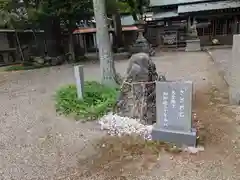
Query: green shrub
[[55, 81, 119, 121], [5, 64, 46, 71], [5, 65, 28, 71]]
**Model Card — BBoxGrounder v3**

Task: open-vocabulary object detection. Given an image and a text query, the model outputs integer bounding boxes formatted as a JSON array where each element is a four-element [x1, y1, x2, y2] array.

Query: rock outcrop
[[114, 53, 166, 125]]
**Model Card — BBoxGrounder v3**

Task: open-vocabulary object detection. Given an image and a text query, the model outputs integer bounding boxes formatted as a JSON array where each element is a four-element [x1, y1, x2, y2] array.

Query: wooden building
[[0, 29, 45, 66], [147, 0, 240, 48], [73, 15, 139, 56]]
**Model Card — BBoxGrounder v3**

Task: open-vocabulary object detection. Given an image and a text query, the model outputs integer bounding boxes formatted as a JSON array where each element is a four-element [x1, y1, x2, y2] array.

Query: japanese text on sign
[[170, 90, 176, 108], [162, 92, 169, 127], [179, 89, 185, 118]]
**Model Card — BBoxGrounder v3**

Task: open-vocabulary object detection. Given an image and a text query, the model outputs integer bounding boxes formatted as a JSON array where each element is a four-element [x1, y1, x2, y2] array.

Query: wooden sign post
[[74, 65, 84, 99]]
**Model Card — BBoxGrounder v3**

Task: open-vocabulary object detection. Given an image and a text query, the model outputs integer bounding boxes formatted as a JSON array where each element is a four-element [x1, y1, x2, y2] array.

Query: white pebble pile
[[98, 112, 153, 140], [98, 113, 205, 154]]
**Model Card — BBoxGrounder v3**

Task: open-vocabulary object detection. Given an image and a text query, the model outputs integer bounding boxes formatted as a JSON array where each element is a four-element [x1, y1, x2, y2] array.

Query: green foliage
[[0, 0, 16, 28], [117, 1, 132, 13], [4, 64, 48, 71], [30, 0, 93, 31], [120, 0, 150, 20], [55, 81, 119, 121], [5, 65, 28, 71], [0, 0, 32, 29], [106, 0, 150, 20], [0, 0, 10, 9], [0, 0, 149, 29], [40, 0, 93, 21], [0, 0, 94, 30], [106, 0, 131, 14]]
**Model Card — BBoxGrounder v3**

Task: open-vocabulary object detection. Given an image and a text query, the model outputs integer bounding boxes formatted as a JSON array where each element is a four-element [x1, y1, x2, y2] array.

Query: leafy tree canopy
[[0, 0, 28, 28], [0, 0, 150, 29]]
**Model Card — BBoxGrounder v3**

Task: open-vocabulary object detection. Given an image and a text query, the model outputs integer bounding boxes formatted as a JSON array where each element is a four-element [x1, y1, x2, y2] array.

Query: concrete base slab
[[151, 125, 197, 147], [185, 39, 201, 52]]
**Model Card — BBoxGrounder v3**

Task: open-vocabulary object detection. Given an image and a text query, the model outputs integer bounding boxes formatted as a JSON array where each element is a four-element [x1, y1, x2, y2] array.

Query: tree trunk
[[53, 18, 63, 55], [112, 9, 123, 48], [131, 10, 138, 22], [93, 0, 117, 87], [68, 33, 75, 62], [44, 17, 62, 57], [68, 20, 76, 62]]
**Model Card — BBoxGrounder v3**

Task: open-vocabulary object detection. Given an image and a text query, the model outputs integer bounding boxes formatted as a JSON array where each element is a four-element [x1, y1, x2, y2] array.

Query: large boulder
[[114, 53, 166, 125]]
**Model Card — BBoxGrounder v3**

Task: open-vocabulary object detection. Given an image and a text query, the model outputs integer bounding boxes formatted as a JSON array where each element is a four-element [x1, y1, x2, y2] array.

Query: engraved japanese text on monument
[[152, 81, 196, 146], [156, 81, 193, 132], [162, 92, 169, 127]]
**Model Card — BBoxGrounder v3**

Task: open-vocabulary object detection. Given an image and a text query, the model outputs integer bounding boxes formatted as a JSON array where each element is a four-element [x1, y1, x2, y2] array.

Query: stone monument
[[152, 81, 197, 147], [114, 53, 166, 125], [229, 35, 240, 105], [185, 20, 201, 52]]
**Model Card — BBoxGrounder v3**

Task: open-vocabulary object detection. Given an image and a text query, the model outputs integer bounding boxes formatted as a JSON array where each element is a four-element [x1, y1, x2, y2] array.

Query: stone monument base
[[185, 39, 201, 52], [151, 125, 197, 147]]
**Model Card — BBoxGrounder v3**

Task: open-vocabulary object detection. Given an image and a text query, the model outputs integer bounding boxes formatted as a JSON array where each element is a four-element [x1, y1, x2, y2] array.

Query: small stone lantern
[[129, 19, 152, 55]]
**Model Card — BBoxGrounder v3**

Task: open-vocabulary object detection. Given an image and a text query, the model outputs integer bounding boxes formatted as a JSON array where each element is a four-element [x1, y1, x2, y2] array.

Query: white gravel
[[98, 112, 153, 140]]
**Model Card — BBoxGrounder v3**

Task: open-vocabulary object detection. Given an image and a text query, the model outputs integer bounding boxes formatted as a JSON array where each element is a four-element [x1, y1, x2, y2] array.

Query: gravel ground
[[207, 48, 232, 84], [0, 52, 240, 179]]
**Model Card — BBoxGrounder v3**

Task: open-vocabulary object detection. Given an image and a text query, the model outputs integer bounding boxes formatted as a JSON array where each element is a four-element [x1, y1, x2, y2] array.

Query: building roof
[[150, 0, 178, 7], [120, 13, 153, 25], [150, 0, 213, 7], [73, 26, 138, 34], [121, 15, 135, 26], [152, 11, 179, 20], [178, 0, 240, 13], [0, 29, 44, 33]]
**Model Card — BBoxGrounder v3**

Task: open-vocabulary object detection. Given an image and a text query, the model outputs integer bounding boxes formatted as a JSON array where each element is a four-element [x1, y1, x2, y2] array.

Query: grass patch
[[55, 81, 119, 121], [4, 64, 47, 71]]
